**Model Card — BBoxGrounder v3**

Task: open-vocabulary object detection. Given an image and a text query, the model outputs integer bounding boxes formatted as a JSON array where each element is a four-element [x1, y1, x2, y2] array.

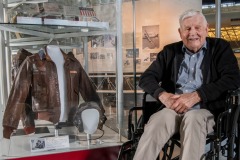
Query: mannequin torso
[[46, 45, 68, 122]]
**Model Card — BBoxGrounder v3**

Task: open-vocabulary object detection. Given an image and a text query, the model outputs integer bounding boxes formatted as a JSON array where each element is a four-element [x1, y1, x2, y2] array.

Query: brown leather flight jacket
[[3, 47, 106, 139]]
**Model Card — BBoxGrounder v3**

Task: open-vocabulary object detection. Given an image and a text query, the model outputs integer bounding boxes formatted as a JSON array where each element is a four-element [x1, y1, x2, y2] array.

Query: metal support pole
[[0, 0, 7, 142], [132, 0, 136, 100], [116, 0, 124, 142], [83, 37, 89, 73], [87, 134, 91, 146], [0, 0, 8, 111], [132, 0, 138, 130], [0, 0, 3, 141], [215, 0, 221, 38]]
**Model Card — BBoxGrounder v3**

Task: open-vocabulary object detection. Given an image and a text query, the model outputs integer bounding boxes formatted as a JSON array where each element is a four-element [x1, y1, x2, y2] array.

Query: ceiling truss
[[208, 26, 240, 51]]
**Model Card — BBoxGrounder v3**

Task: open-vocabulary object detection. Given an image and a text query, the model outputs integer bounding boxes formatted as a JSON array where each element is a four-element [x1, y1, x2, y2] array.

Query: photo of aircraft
[[142, 25, 159, 49]]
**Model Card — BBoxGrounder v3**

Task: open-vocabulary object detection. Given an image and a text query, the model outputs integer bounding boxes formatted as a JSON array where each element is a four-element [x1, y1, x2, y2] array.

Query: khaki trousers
[[133, 108, 215, 160]]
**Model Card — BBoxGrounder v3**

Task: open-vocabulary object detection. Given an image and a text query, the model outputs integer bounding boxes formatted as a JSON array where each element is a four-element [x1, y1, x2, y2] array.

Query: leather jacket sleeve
[[12, 49, 35, 135], [3, 56, 34, 139]]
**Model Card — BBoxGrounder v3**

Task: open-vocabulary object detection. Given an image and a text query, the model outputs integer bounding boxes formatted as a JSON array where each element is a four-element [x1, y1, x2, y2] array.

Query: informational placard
[[30, 135, 69, 152]]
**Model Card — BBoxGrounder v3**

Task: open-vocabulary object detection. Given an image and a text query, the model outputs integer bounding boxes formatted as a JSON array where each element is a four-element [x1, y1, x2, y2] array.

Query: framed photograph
[[150, 53, 158, 62], [90, 52, 99, 59], [126, 48, 139, 58], [91, 36, 104, 48], [142, 25, 159, 49], [43, 3, 63, 15], [31, 139, 45, 151], [104, 35, 116, 48], [136, 59, 141, 65]]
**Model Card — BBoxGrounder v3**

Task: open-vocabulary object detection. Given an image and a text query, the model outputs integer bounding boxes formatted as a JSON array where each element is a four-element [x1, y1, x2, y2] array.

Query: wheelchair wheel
[[228, 122, 240, 160], [228, 90, 240, 160]]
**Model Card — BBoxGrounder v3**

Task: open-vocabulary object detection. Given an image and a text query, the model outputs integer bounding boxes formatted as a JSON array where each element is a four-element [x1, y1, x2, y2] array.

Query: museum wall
[[74, 0, 202, 74], [122, 0, 202, 73]]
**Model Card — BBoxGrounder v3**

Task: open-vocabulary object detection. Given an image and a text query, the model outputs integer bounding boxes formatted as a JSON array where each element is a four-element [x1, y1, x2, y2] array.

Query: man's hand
[[158, 92, 180, 109], [171, 92, 201, 113]]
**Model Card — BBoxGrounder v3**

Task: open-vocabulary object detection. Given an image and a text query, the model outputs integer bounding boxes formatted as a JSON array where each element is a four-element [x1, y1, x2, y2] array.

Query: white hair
[[179, 9, 208, 27]]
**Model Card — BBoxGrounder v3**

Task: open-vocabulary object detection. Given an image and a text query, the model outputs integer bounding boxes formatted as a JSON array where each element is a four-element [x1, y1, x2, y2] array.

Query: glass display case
[[0, 0, 130, 158]]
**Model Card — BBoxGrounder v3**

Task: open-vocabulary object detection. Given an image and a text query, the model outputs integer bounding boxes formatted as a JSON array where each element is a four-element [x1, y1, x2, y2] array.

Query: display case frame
[[0, 0, 129, 158]]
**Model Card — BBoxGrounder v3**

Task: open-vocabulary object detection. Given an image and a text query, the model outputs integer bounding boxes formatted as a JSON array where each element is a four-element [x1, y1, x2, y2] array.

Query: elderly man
[[133, 9, 240, 160]]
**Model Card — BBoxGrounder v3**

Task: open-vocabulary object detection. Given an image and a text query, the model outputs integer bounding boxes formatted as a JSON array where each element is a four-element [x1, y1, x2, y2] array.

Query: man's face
[[178, 14, 208, 53]]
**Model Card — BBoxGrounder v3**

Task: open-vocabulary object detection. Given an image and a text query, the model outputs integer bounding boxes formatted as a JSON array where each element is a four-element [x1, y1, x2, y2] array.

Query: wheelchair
[[118, 88, 240, 160]]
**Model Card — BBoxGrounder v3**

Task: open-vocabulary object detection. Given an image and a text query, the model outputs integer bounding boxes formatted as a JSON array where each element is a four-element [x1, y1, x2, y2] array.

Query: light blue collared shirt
[[175, 43, 207, 109]]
